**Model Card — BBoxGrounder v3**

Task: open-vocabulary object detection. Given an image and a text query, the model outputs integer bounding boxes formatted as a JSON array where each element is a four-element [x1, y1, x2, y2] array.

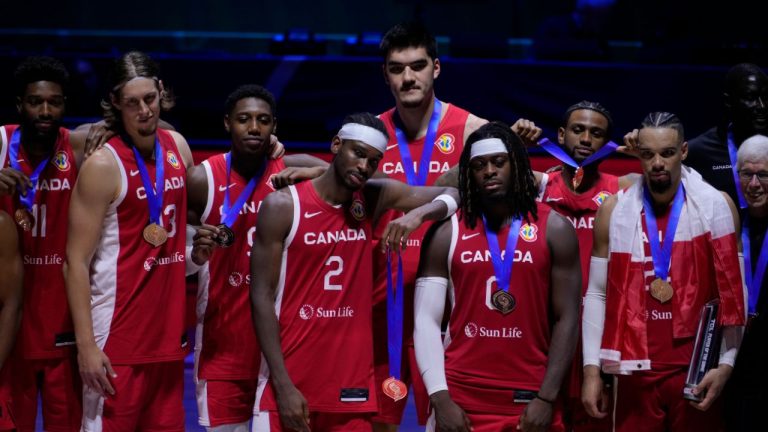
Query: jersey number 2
[[324, 256, 343, 291]]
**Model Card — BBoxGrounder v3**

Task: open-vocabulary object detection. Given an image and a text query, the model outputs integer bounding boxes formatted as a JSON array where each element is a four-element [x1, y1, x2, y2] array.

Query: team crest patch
[[350, 199, 366, 221], [166, 151, 180, 169], [52, 151, 70, 171], [592, 191, 611, 206], [434, 133, 455, 155], [519, 223, 538, 242]]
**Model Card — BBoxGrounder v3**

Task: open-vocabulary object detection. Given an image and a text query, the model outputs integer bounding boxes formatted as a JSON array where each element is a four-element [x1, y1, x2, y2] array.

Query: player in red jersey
[[250, 112, 460, 432], [414, 121, 581, 432], [582, 112, 745, 431], [187, 84, 328, 431], [0, 210, 23, 431], [0, 56, 111, 432], [64, 51, 194, 431], [533, 101, 638, 432]]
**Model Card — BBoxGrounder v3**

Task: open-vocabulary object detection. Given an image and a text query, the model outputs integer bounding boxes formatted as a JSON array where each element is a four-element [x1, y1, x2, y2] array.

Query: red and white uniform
[[82, 130, 187, 431], [373, 104, 470, 423], [257, 180, 376, 416], [195, 154, 285, 427], [1, 125, 81, 432]]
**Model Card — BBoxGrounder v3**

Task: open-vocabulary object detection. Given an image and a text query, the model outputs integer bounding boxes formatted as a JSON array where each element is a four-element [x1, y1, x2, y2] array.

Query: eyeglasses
[[739, 170, 768, 183]]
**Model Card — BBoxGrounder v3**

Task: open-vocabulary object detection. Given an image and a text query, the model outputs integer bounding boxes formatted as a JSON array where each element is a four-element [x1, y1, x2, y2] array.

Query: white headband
[[470, 138, 507, 160], [337, 123, 388, 154]]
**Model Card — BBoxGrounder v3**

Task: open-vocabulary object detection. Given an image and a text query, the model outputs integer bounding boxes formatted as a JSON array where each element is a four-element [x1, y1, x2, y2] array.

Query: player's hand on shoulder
[[431, 391, 472, 432], [275, 384, 310, 432], [77, 343, 117, 398], [0, 167, 31, 196], [511, 118, 543, 147], [270, 135, 285, 159], [271, 166, 324, 189], [83, 121, 116, 158], [518, 397, 554, 432], [191, 224, 222, 265], [617, 128, 640, 157], [381, 210, 424, 253]]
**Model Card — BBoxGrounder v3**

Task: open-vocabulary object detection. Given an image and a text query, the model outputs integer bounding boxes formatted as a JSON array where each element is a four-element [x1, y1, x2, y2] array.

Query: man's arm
[[0, 211, 23, 371], [581, 194, 617, 418], [271, 154, 330, 189], [249, 190, 309, 432], [185, 164, 220, 273], [520, 211, 581, 432], [414, 220, 472, 432], [168, 130, 194, 169], [63, 149, 120, 397]]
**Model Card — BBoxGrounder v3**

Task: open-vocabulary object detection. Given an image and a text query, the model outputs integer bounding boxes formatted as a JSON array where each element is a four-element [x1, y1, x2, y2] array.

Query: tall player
[[582, 112, 745, 431], [187, 84, 328, 431], [414, 122, 581, 432], [250, 112, 460, 431], [64, 51, 194, 430], [0, 56, 103, 432], [0, 210, 23, 431]]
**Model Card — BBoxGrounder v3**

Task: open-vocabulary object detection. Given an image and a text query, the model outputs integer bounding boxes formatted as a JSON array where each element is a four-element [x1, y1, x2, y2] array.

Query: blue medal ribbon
[[220, 152, 265, 228], [742, 216, 768, 315], [393, 99, 442, 186], [642, 183, 685, 282], [131, 137, 164, 225], [537, 137, 618, 170], [482, 215, 523, 293], [726, 128, 748, 209], [8, 129, 51, 210], [386, 249, 405, 380]]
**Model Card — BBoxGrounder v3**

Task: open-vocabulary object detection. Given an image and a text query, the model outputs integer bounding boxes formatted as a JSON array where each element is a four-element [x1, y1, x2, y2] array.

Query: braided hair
[[458, 121, 538, 229], [640, 111, 684, 143]]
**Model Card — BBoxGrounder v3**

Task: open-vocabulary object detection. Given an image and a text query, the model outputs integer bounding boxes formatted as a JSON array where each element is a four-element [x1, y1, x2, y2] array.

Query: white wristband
[[432, 194, 458, 219]]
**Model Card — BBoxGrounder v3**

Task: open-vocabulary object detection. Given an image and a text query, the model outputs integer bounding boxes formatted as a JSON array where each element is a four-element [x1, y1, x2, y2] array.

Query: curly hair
[[14, 56, 69, 97]]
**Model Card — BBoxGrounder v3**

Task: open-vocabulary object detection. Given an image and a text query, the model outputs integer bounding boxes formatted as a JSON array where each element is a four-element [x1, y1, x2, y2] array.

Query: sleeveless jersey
[[0, 125, 77, 359], [538, 170, 618, 295], [445, 204, 553, 413], [258, 180, 376, 413], [373, 103, 470, 303], [91, 130, 188, 364], [196, 153, 285, 380]]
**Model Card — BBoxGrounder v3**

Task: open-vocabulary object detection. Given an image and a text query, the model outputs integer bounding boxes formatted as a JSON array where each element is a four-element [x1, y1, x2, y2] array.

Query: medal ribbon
[[131, 137, 164, 225], [220, 152, 265, 228], [726, 128, 748, 209], [642, 183, 685, 282], [482, 215, 523, 293], [386, 249, 405, 380], [393, 99, 442, 186], [8, 129, 51, 210], [537, 137, 618, 170], [742, 216, 768, 315]]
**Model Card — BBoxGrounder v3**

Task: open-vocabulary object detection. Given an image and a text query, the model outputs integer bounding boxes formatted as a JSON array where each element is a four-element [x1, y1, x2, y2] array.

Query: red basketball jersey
[[91, 130, 188, 364], [373, 104, 470, 302], [196, 153, 285, 380], [539, 170, 618, 295], [445, 204, 553, 413], [258, 180, 376, 413], [0, 125, 77, 359]]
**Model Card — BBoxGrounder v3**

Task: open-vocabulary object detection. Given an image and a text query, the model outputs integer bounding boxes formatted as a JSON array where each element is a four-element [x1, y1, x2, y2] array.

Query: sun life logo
[[228, 272, 243, 287], [143, 257, 157, 271], [464, 322, 478, 338], [299, 304, 315, 320]]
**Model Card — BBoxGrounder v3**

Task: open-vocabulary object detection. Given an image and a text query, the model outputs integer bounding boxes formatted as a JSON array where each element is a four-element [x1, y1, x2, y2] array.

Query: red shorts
[[614, 367, 724, 432], [11, 353, 82, 432], [256, 410, 372, 431], [81, 361, 184, 432], [196, 378, 258, 428], [427, 405, 565, 432]]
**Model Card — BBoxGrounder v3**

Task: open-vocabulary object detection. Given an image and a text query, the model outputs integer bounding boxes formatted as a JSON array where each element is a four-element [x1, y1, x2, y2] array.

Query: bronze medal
[[382, 376, 408, 402], [491, 290, 516, 315], [572, 166, 584, 189], [142, 223, 168, 248], [216, 224, 235, 248], [650, 278, 673, 303], [14, 208, 33, 231]]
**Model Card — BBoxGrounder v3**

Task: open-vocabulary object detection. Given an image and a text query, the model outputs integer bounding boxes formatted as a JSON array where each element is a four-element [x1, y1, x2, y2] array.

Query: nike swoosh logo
[[461, 233, 480, 240], [386, 144, 399, 150], [546, 197, 563, 202], [218, 184, 235, 192], [304, 211, 322, 218], [130, 170, 140, 176]]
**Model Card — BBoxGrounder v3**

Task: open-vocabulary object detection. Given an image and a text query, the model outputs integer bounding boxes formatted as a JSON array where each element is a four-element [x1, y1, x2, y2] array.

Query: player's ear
[[331, 136, 343, 155], [223, 115, 230, 133], [433, 58, 441, 80]]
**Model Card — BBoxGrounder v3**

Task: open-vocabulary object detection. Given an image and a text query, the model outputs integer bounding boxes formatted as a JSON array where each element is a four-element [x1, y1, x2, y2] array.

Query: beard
[[648, 177, 672, 193]]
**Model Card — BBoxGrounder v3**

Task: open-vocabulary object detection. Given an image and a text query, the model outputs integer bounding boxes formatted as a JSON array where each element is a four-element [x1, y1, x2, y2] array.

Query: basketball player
[[64, 51, 194, 431], [0, 211, 23, 431], [250, 112, 459, 431]]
